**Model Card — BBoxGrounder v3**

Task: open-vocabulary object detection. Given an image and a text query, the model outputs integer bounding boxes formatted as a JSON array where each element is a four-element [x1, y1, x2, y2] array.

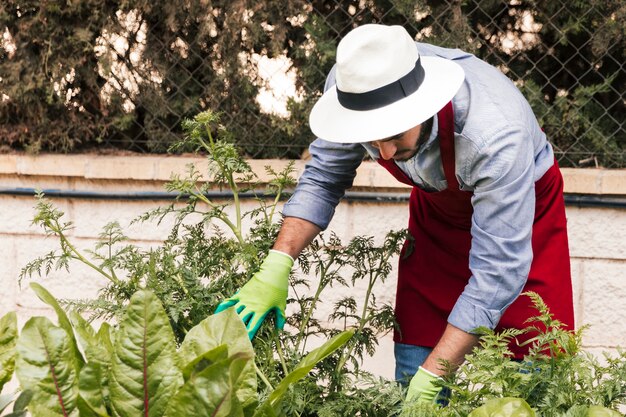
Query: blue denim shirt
[[282, 42, 555, 334]]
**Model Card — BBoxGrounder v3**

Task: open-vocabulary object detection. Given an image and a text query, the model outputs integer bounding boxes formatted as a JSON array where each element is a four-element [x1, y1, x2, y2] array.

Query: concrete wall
[[1, 154, 625, 380]]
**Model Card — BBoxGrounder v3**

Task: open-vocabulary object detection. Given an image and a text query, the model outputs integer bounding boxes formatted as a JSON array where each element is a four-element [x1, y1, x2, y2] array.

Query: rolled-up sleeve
[[282, 139, 365, 229], [448, 124, 537, 333]]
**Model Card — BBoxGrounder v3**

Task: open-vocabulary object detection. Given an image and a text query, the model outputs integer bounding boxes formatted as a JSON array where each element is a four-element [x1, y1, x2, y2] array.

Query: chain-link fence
[[1, 1, 624, 167]]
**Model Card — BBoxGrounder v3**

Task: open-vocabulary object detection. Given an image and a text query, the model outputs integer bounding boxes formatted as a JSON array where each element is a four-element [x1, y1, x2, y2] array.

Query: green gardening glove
[[406, 366, 443, 404], [214, 250, 293, 339]]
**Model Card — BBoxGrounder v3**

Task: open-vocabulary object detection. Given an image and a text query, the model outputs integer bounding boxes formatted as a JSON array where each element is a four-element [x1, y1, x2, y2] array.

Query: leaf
[[96, 323, 114, 357], [0, 389, 34, 417], [70, 311, 113, 417], [468, 397, 536, 417], [251, 402, 279, 417], [69, 312, 96, 353], [13, 389, 33, 412], [3, 411, 28, 417], [0, 393, 14, 413], [0, 312, 17, 392], [108, 290, 183, 417], [30, 283, 85, 371], [69, 312, 110, 370], [261, 330, 354, 414], [179, 308, 256, 412], [16, 317, 79, 417], [587, 405, 624, 417], [164, 352, 252, 417], [181, 344, 229, 381], [77, 362, 110, 417]]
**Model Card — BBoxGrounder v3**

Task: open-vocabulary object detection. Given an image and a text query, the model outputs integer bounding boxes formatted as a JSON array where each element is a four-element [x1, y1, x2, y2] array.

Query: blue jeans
[[394, 343, 433, 385]]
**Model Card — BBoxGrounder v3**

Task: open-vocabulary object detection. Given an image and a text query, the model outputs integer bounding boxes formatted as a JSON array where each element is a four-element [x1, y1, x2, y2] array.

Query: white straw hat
[[309, 24, 465, 143]]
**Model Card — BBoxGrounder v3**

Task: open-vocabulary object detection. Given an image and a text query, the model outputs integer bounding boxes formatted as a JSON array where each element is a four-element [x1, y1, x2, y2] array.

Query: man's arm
[[421, 323, 479, 376], [405, 324, 478, 403], [273, 217, 322, 259]]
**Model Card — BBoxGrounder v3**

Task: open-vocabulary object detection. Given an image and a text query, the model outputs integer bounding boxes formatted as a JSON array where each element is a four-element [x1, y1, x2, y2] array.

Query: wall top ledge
[[1, 153, 624, 195]]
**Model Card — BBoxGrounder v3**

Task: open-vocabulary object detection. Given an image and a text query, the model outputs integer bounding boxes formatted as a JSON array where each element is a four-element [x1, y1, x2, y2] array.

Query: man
[[216, 24, 575, 402]]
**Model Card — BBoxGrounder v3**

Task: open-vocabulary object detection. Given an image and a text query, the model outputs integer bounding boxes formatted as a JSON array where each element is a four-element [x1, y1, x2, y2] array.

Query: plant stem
[[274, 331, 290, 376], [53, 222, 119, 285], [295, 254, 335, 352], [195, 122, 246, 245], [192, 189, 245, 245], [268, 185, 283, 223], [107, 232, 119, 282], [335, 250, 387, 374], [173, 272, 189, 296], [227, 172, 243, 240], [335, 283, 371, 373], [255, 363, 274, 391]]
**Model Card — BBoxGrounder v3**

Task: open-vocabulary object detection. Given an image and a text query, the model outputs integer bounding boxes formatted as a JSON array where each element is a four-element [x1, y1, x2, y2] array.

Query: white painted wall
[[1, 154, 625, 381]]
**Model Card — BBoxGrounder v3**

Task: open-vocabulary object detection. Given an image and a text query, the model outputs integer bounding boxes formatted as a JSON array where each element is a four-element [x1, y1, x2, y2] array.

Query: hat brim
[[309, 56, 465, 143]]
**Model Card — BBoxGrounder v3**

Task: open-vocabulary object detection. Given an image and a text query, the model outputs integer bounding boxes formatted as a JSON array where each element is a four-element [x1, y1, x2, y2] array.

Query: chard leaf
[[251, 403, 279, 417], [71, 314, 112, 416], [30, 283, 85, 371], [587, 405, 623, 417], [70, 312, 110, 370], [0, 394, 14, 413], [13, 389, 33, 412], [563, 405, 595, 417], [69, 311, 96, 353], [0, 312, 17, 392], [262, 330, 354, 414], [468, 397, 536, 417], [181, 344, 229, 381], [77, 362, 110, 417], [1, 389, 34, 417], [109, 290, 182, 417], [16, 317, 79, 417], [164, 352, 252, 417], [3, 412, 27, 417], [179, 308, 256, 412], [96, 323, 114, 357]]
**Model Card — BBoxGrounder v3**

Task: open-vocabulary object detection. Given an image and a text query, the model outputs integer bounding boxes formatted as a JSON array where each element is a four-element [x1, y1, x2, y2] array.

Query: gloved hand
[[215, 250, 293, 339], [405, 366, 443, 403]]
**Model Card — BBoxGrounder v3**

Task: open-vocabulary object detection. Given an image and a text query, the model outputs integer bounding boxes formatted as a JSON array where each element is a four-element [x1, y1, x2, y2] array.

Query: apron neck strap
[[437, 101, 460, 191]]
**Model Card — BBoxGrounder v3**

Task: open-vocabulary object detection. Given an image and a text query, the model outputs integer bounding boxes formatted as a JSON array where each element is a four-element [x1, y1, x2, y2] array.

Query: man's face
[[370, 123, 425, 162]]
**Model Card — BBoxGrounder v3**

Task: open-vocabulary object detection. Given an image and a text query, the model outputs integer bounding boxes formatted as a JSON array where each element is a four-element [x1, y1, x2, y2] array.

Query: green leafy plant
[[467, 397, 536, 417], [416, 292, 626, 417], [18, 110, 409, 415], [0, 311, 17, 394], [0, 390, 31, 417], [5, 283, 353, 417], [16, 110, 626, 416], [20, 110, 296, 342]]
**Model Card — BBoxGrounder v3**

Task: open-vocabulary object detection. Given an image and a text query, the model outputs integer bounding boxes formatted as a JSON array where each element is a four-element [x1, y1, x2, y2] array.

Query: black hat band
[[336, 57, 425, 111]]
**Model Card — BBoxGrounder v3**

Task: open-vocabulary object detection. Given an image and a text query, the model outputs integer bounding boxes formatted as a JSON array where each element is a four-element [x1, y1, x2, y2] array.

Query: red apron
[[378, 102, 574, 358]]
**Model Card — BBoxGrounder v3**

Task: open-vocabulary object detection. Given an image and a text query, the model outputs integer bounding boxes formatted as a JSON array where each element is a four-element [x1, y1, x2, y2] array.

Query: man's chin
[[393, 150, 418, 162]]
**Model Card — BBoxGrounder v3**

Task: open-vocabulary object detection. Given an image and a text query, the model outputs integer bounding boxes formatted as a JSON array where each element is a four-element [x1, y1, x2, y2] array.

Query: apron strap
[[437, 101, 460, 191]]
